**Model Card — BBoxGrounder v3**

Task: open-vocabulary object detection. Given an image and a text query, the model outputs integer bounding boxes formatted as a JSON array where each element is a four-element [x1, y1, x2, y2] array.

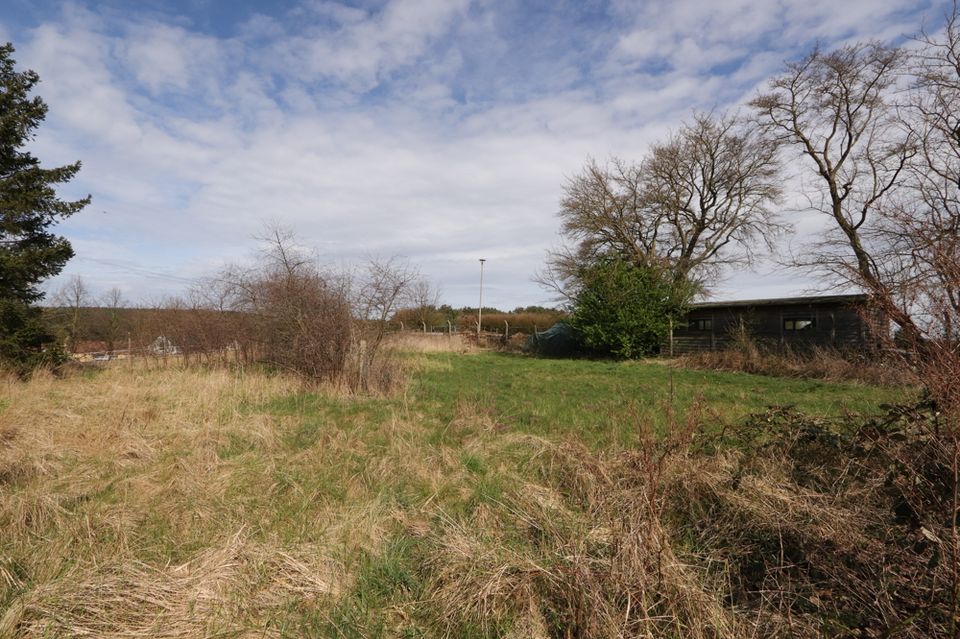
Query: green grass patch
[[322, 536, 429, 638], [409, 353, 913, 448]]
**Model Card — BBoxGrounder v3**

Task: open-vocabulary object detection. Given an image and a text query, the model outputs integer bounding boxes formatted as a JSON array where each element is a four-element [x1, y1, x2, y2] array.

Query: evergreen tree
[[0, 42, 89, 369], [570, 258, 692, 359]]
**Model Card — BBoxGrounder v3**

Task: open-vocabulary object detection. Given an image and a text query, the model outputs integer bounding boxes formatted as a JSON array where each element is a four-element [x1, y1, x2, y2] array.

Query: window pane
[[784, 318, 815, 331]]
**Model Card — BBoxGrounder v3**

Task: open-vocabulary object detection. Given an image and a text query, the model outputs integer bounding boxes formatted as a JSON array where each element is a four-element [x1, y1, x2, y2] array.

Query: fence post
[[359, 339, 367, 389], [668, 318, 674, 357], [447, 320, 452, 335], [504, 320, 509, 340]]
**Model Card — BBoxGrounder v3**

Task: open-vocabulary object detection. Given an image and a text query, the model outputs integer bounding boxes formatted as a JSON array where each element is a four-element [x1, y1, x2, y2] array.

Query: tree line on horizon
[[39, 285, 566, 355]]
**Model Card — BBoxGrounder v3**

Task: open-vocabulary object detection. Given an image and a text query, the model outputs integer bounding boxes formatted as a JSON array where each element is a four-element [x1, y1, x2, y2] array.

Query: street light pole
[[477, 258, 486, 338]]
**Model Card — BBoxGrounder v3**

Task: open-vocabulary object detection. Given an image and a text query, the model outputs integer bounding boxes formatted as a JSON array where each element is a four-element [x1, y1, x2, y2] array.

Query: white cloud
[[259, 0, 471, 91], [120, 22, 225, 94], [5, 0, 952, 307]]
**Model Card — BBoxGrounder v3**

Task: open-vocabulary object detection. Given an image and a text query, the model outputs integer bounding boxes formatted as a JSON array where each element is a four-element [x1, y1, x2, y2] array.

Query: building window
[[784, 318, 815, 331], [690, 318, 712, 331]]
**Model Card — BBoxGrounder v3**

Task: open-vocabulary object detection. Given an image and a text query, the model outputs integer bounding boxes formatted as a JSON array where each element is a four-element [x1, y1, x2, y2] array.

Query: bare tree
[[759, 27, 960, 626], [100, 287, 126, 355], [897, 5, 960, 343], [147, 225, 420, 392], [542, 112, 783, 299], [233, 225, 353, 381], [51, 274, 89, 352], [407, 277, 441, 331], [355, 256, 421, 350], [901, 20, 960, 618], [751, 42, 919, 336], [183, 273, 254, 363]]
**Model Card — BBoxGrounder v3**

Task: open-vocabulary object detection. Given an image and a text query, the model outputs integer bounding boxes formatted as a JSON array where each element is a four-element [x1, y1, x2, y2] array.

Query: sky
[[0, 0, 951, 309]]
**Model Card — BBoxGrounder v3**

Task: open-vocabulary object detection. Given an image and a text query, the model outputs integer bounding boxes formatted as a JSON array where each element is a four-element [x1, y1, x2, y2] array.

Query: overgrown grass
[[676, 346, 917, 386], [0, 352, 924, 637]]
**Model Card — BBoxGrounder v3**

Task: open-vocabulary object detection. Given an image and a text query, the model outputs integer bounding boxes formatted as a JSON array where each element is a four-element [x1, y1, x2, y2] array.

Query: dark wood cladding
[[670, 294, 878, 354]]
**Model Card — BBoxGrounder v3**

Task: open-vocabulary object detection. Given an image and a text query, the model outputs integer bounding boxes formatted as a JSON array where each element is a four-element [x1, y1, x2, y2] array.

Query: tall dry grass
[[0, 362, 349, 637], [418, 404, 954, 637], [675, 345, 916, 386], [383, 331, 475, 354], [1, 358, 951, 637]]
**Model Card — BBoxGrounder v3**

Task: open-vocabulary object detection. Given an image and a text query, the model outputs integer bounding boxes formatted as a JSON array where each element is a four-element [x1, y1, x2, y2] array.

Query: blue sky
[[0, 0, 949, 308]]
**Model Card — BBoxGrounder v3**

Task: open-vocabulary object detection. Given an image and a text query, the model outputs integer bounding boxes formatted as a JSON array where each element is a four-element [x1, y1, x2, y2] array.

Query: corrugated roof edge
[[690, 293, 869, 309]]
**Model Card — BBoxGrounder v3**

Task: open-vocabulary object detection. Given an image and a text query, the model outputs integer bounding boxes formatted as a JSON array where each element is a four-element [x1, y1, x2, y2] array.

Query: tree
[[405, 277, 442, 330], [0, 42, 89, 368], [542, 113, 783, 300], [570, 258, 692, 359], [100, 287, 127, 354], [885, 12, 960, 625], [355, 256, 421, 350], [50, 274, 89, 352], [896, 6, 960, 344], [751, 42, 919, 337]]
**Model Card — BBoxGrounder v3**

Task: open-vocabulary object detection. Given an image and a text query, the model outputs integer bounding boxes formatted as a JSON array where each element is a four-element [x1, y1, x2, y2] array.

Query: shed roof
[[690, 293, 868, 310]]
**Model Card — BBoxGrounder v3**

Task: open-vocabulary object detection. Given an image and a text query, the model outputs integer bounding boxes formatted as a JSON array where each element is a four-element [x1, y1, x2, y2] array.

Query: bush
[[143, 230, 417, 395], [570, 259, 690, 358], [248, 269, 353, 381]]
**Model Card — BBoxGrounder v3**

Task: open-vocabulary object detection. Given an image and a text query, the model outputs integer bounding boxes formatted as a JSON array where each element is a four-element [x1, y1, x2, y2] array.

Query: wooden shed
[[668, 294, 878, 355]]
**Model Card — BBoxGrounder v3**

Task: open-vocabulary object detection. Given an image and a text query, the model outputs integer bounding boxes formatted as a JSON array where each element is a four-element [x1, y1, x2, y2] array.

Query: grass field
[[0, 351, 917, 637], [409, 352, 908, 446]]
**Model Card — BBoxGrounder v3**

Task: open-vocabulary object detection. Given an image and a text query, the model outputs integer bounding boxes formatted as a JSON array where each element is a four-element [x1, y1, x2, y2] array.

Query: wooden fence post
[[669, 318, 674, 357]]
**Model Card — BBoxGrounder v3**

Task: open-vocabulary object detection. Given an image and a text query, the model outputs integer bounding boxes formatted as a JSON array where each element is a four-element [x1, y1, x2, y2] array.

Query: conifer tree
[[0, 42, 89, 368]]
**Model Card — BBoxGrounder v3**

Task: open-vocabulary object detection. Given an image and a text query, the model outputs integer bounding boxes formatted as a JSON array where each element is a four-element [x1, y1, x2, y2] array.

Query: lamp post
[[477, 258, 486, 338]]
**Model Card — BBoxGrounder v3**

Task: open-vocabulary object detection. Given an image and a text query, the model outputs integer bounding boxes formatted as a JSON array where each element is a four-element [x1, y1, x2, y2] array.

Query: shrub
[[145, 229, 419, 395], [246, 269, 353, 381], [570, 259, 690, 358]]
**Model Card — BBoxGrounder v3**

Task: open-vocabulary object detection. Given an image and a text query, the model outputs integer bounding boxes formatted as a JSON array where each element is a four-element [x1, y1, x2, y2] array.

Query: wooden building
[[669, 294, 878, 355]]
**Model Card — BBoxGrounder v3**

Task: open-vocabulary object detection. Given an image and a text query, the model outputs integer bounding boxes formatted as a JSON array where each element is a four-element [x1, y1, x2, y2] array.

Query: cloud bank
[[0, 0, 948, 307]]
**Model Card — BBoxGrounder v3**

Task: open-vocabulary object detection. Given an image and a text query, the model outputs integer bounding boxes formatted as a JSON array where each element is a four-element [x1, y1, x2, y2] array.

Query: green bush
[[570, 259, 690, 358]]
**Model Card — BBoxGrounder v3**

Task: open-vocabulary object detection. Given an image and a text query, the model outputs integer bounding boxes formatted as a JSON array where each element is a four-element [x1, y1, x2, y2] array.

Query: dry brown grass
[[675, 346, 916, 386], [384, 331, 476, 354], [1, 356, 949, 637], [0, 531, 343, 637], [421, 426, 744, 639], [416, 403, 955, 638], [0, 361, 354, 637]]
